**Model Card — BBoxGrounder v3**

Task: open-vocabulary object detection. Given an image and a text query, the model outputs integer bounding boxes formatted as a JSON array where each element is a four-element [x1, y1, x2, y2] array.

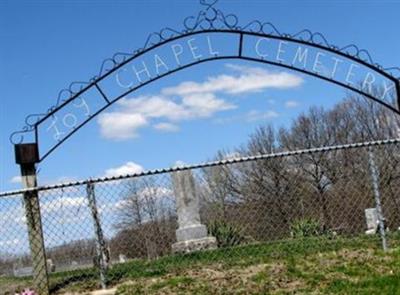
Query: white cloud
[[163, 65, 303, 96], [118, 96, 188, 121], [0, 239, 20, 247], [285, 100, 300, 108], [35, 197, 92, 225], [98, 112, 148, 140], [181, 93, 236, 118], [10, 176, 21, 184], [117, 93, 235, 122], [173, 160, 187, 168], [224, 152, 242, 159], [41, 197, 87, 214], [98, 64, 302, 140], [100, 94, 235, 139], [154, 122, 180, 132], [104, 162, 144, 178], [0, 206, 26, 226], [140, 187, 173, 199]]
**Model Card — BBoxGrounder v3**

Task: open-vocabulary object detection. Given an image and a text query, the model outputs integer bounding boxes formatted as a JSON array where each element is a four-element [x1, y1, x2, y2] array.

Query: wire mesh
[[1, 140, 400, 294]]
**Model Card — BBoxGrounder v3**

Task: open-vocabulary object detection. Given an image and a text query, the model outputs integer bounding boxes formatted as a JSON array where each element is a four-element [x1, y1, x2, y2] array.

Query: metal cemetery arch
[[8, 1, 400, 294], [11, 0, 400, 162]]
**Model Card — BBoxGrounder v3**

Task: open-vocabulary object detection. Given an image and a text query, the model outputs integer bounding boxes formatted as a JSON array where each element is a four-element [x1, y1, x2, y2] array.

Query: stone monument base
[[176, 224, 208, 241], [365, 229, 377, 235], [172, 237, 217, 254]]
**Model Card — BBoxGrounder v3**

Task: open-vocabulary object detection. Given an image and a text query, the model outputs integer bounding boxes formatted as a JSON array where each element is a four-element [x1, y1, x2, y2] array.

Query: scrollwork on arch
[[10, 0, 400, 146]]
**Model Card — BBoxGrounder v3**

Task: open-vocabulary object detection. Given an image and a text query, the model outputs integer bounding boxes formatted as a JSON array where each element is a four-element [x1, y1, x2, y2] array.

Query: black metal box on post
[[15, 143, 49, 295], [15, 143, 40, 165]]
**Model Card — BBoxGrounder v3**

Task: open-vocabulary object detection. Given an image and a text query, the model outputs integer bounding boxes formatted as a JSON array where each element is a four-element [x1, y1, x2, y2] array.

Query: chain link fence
[[1, 139, 400, 294]]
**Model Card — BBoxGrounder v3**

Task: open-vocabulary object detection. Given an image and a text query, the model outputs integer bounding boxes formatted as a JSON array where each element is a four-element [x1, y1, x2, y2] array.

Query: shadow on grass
[[49, 268, 98, 293]]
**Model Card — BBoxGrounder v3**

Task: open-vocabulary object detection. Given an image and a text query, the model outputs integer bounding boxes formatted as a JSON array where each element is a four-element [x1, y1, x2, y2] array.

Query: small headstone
[[119, 254, 127, 263], [365, 208, 378, 235], [13, 266, 33, 277], [46, 259, 56, 273], [171, 170, 217, 253]]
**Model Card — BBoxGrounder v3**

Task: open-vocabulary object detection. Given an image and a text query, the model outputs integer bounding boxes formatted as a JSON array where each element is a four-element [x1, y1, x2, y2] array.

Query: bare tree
[[239, 125, 302, 237], [114, 177, 176, 259], [199, 150, 243, 222], [278, 108, 337, 229]]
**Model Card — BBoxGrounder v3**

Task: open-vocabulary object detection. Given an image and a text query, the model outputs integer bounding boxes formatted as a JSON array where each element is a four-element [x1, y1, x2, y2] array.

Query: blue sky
[[1, 0, 400, 193]]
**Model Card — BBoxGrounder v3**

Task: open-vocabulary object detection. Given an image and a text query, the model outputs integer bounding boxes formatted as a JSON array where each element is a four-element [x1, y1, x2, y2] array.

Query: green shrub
[[290, 218, 323, 238], [207, 220, 246, 248]]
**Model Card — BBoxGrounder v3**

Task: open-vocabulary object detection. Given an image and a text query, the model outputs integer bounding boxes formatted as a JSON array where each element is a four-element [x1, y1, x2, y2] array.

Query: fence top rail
[[1, 138, 399, 198]]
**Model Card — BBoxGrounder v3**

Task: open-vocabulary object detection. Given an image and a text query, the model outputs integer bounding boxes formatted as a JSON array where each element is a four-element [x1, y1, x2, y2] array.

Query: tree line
[[112, 93, 400, 260], [2, 92, 400, 275]]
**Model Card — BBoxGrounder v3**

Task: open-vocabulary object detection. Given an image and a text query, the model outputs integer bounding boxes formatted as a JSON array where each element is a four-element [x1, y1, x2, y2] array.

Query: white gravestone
[[365, 208, 379, 235], [46, 259, 56, 273], [171, 170, 217, 253], [119, 254, 127, 263]]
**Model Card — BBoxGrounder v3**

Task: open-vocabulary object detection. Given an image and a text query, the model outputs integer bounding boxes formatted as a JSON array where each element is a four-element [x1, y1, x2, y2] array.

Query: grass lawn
[[2, 234, 400, 294]]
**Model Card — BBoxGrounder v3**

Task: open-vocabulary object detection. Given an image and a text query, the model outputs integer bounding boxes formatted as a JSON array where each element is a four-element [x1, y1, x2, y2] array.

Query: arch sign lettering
[[11, 0, 400, 162]]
